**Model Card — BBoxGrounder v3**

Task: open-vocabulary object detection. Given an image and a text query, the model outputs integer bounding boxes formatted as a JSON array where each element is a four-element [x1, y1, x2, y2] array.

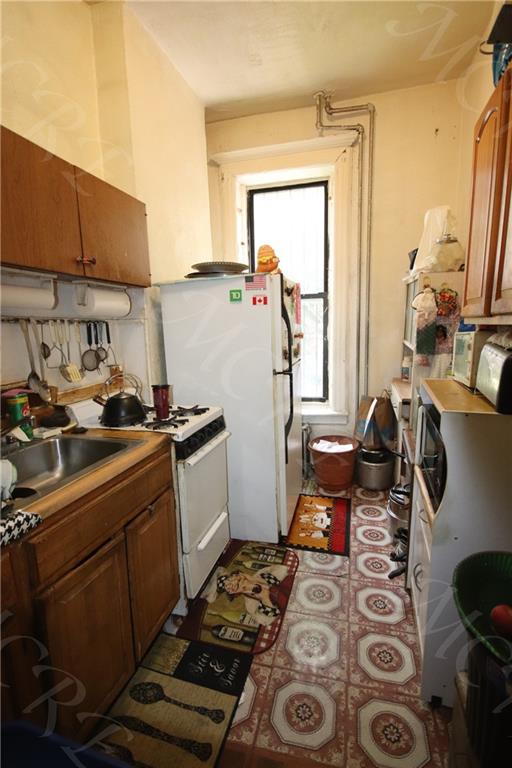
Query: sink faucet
[[1, 416, 34, 450]]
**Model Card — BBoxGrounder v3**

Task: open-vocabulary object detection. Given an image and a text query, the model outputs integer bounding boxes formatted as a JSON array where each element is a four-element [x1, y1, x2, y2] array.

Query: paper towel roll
[[73, 287, 131, 318], [1, 284, 56, 310]]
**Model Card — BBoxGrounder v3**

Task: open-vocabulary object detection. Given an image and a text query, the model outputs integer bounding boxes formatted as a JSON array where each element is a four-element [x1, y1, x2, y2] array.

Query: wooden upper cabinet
[[37, 532, 134, 739], [126, 489, 179, 661], [75, 168, 151, 287], [462, 72, 511, 317], [491, 78, 512, 315], [1, 126, 83, 276]]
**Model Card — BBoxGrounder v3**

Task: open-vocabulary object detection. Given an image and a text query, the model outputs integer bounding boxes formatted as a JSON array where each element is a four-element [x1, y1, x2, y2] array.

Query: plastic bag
[[411, 206, 464, 275], [354, 394, 395, 451]]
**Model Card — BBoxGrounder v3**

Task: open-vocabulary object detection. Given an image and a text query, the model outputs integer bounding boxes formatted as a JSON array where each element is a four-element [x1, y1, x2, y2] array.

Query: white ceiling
[[129, 1, 495, 123]]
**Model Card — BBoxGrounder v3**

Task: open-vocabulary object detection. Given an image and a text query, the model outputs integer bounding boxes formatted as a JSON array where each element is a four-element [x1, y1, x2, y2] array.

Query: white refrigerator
[[159, 272, 302, 543]]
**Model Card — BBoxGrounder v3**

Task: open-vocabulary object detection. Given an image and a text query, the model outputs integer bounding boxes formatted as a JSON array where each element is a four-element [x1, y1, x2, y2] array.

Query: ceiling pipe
[[314, 90, 375, 401]]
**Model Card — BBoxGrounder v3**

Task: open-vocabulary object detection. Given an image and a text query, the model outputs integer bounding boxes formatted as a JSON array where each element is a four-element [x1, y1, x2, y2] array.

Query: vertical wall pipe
[[314, 91, 375, 401]]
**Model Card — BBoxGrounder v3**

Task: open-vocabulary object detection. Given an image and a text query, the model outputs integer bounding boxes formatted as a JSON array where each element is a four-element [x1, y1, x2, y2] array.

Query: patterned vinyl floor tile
[[253, 637, 279, 667], [351, 524, 395, 553], [352, 503, 389, 527], [348, 623, 422, 697], [349, 548, 405, 586], [228, 664, 272, 747], [345, 684, 444, 768], [288, 573, 349, 621], [273, 610, 349, 681], [255, 667, 347, 766], [348, 578, 417, 635], [352, 487, 388, 504], [297, 550, 350, 578]]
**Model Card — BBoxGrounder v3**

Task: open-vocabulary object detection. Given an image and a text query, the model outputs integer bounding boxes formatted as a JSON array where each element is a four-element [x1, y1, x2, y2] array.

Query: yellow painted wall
[[1, 0, 103, 175], [122, 6, 212, 283], [90, 0, 136, 195]]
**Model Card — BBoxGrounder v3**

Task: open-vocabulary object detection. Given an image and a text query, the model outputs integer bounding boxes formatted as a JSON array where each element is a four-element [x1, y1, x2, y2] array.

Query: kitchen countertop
[[5, 429, 171, 526], [391, 377, 412, 401], [424, 379, 497, 415]]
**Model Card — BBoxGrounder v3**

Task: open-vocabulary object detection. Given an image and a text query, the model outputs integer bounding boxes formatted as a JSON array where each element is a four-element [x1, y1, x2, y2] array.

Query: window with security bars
[[248, 181, 329, 401]]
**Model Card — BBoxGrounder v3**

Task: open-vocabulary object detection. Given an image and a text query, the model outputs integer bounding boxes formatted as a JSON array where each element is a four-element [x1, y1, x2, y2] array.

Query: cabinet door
[[126, 489, 179, 661], [75, 168, 151, 287], [492, 74, 512, 315], [462, 73, 510, 317], [37, 532, 134, 739], [1, 126, 84, 275]]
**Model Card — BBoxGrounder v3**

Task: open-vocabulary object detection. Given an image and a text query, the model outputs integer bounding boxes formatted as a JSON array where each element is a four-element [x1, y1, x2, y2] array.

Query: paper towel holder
[[73, 280, 129, 307], [1, 267, 57, 310], [1, 265, 57, 292]]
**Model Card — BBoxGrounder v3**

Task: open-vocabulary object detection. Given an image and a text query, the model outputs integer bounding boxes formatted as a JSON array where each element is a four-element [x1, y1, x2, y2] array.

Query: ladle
[[19, 319, 51, 402], [29, 319, 52, 402]]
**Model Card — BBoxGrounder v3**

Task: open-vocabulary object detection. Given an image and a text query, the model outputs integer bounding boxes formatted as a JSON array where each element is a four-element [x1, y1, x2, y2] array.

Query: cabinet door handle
[[476, 107, 498, 143], [76, 256, 97, 265], [147, 504, 155, 516]]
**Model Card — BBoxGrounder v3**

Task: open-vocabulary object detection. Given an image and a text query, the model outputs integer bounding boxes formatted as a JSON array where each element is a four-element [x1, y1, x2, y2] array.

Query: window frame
[[247, 180, 329, 402]]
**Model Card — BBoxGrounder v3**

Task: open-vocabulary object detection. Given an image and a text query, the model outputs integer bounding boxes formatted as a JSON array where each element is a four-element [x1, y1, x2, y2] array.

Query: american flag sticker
[[252, 295, 268, 306], [245, 274, 267, 290]]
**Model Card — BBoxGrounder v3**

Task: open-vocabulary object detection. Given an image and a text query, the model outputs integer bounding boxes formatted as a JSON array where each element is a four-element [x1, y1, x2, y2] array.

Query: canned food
[[6, 394, 33, 438]]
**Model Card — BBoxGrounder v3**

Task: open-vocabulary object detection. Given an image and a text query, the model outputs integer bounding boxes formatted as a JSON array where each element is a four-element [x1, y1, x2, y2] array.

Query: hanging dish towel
[[1, 508, 42, 547]]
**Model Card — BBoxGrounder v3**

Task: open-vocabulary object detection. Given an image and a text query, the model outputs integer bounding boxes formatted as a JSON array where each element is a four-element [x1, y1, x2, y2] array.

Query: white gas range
[[75, 401, 231, 613]]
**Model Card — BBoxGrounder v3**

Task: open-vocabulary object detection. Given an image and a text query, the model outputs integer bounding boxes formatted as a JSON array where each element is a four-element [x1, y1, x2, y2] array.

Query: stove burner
[[170, 405, 210, 417], [143, 417, 189, 430]]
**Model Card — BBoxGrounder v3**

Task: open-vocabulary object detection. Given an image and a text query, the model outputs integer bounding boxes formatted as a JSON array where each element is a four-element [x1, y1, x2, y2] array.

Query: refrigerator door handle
[[273, 284, 294, 463]]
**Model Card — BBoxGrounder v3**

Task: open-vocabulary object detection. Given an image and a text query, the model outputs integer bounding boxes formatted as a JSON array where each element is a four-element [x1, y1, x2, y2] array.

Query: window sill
[[301, 404, 349, 425]]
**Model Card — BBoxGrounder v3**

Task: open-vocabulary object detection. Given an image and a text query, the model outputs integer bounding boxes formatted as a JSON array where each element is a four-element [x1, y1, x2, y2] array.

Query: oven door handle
[[197, 511, 228, 551], [183, 430, 231, 468]]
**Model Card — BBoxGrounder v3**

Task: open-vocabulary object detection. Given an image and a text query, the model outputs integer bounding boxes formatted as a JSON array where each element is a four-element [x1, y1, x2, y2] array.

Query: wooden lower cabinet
[[1, 546, 46, 725], [2, 443, 178, 740], [126, 489, 179, 660], [37, 532, 134, 739]]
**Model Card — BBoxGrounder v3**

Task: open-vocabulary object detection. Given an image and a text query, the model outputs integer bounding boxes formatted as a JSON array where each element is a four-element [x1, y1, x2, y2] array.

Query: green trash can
[[452, 551, 512, 768]]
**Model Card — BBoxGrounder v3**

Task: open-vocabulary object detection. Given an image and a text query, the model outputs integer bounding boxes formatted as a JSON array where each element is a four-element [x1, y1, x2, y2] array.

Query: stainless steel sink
[[8, 435, 139, 502]]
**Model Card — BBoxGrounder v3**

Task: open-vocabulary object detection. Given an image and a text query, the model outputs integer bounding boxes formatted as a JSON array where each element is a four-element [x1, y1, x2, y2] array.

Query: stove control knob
[[196, 429, 207, 447]]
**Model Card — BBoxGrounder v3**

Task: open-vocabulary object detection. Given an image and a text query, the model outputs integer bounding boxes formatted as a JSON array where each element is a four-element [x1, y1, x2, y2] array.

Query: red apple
[[490, 604, 512, 637]]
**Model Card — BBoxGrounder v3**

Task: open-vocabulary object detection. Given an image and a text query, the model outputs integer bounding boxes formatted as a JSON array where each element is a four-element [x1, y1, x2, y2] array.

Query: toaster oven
[[452, 330, 493, 388]]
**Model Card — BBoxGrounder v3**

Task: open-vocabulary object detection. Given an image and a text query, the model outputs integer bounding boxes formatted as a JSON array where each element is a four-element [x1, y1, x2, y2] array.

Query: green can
[[6, 394, 33, 438]]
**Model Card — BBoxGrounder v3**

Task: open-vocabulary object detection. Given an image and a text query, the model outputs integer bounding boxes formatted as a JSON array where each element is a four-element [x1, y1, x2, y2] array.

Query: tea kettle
[[93, 373, 146, 427]]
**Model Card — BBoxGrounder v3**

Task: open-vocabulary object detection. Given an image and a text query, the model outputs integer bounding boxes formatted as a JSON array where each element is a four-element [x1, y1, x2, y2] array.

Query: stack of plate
[[185, 261, 249, 279]]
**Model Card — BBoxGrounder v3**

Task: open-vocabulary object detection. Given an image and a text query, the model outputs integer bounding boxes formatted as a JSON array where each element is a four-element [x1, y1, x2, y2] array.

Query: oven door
[[183, 509, 230, 598], [177, 430, 231, 553], [416, 405, 446, 511], [178, 430, 231, 599]]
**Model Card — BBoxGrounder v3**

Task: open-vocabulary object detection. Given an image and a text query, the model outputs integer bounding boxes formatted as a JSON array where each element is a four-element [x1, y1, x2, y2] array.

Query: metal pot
[[386, 483, 411, 536], [356, 447, 395, 491], [388, 484, 411, 516], [93, 373, 146, 427]]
